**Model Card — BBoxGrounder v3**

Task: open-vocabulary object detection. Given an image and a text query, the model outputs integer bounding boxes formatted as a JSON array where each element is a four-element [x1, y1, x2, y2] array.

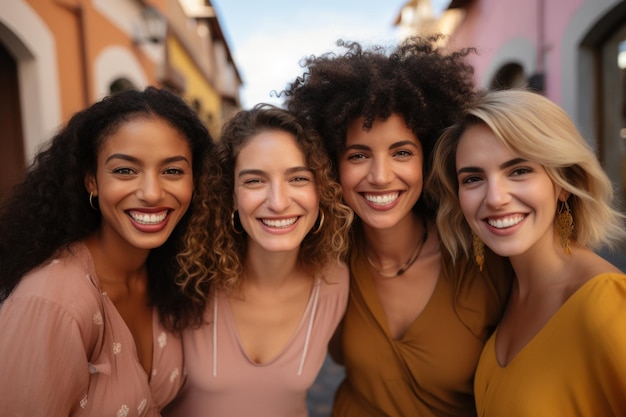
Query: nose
[[266, 181, 290, 212], [137, 173, 164, 204], [367, 156, 393, 185], [484, 177, 511, 208]]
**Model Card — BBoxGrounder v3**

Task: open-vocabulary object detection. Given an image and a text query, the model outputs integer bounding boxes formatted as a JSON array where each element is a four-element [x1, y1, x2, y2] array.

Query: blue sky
[[211, 0, 449, 108]]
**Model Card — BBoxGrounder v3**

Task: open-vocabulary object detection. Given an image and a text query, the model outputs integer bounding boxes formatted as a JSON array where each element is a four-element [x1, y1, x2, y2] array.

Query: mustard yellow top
[[333, 246, 512, 417], [475, 272, 626, 416]]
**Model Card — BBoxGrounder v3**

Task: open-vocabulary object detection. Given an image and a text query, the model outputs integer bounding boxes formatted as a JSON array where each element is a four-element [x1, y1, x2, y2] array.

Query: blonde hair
[[430, 88, 626, 259]]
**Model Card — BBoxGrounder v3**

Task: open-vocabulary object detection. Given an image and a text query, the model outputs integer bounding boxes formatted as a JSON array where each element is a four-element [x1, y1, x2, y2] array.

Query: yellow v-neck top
[[475, 272, 626, 416]]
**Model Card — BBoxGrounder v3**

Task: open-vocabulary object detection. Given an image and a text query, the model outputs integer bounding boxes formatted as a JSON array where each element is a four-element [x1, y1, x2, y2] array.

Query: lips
[[261, 217, 298, 228], [363, 192, 399, 206], [128, 210, 169, 225], [487, 214, 525, 229]]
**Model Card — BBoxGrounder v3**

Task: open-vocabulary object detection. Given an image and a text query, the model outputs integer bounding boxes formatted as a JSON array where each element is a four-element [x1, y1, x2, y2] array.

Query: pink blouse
[[163, 262, 349, 417], [0, 243, 184, 416]]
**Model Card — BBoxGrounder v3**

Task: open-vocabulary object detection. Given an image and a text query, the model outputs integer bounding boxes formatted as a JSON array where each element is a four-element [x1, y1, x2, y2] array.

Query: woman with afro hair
[[0, 86, 214, 416], [282, 35, 514, 417]]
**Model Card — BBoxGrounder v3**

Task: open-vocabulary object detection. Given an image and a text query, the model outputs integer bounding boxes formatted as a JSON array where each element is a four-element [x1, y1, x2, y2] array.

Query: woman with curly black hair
[[163, 104, 353, 417], [0, 86, 214, 416], [282, 35, 514, 416]]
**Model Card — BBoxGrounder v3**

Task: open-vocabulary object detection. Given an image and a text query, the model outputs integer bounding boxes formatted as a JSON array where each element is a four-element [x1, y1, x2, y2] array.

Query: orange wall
[[26, 0, 157, 120], [27, 0, 85, 120]]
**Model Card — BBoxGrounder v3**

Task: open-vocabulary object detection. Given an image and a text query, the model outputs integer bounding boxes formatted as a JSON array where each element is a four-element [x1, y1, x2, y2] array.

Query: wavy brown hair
[[176, 104, 353, 318]]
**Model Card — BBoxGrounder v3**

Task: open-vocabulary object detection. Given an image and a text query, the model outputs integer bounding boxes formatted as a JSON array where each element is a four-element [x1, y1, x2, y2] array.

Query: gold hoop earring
[[472, 232, 484, 271], [89, 192, 98, 210], [231, 210, 244, 234], [556, 200, 573, 255], [311, 211, 325, 235]]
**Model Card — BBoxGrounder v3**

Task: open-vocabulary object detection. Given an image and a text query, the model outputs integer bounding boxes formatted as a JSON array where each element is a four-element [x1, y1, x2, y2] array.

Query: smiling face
[[456, 123, 564, 259], [233, 129, 319, 254], [339, 114, 423, 230], [85, 116, 193, 252]]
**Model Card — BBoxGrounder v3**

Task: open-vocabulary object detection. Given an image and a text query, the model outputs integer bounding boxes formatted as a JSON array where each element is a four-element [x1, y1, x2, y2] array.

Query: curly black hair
[[282, 34, 477, 217], [0, 86, 214, 331]]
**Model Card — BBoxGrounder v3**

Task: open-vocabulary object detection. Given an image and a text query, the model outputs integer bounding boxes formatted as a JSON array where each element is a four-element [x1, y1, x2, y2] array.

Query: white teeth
[[130, 212, 167, 225], [364, 193, 399, 205], [488, 215, 524, 229], [262, 217, 297, 228]]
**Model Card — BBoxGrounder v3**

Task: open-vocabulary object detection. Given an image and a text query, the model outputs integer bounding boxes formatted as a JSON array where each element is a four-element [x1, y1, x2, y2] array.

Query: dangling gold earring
[[89, 192, 98, 210], [311, 211, 325, 235], [556, 200, 574, 255], [231, 211, 244, 234], [472, 232, 484, 271]]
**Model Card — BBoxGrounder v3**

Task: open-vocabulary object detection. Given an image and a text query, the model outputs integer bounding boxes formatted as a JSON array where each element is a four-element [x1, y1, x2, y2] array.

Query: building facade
[[397, 0, 626, 265], [0, 0, 241, 203]]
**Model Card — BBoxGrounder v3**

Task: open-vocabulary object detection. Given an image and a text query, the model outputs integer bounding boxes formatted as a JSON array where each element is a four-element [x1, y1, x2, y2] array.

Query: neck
[[243, 244, 304, 289], [363, 214, 423, 253], [509, 238, 573, 298], [84, 231, 149, 285], [363, 215, 429, 278]]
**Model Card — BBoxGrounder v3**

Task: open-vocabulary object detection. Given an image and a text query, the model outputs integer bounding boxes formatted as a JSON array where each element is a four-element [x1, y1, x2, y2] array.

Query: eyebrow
[[237, 166, 313, 178], [105, 154, 190, 165], [457, 157, 528, 175], [345, 140, 419, 151]]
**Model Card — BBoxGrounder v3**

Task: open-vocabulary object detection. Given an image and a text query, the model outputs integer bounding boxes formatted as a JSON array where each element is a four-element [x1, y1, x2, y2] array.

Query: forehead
[[456, 123, 512, 161], [98, 117, 190, 158], [345, 114, 418, 146], [235, 130, 304, 168]]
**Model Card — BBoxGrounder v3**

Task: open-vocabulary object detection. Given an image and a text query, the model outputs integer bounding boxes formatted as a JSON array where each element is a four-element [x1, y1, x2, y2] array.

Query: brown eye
[[164, 168, 184, 175], [111, 167, 135, 175], [510, 167, 533, 177]]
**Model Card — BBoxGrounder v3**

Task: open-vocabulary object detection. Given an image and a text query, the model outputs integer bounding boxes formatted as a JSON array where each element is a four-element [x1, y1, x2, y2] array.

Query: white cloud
[[234, 11, 400, 109]]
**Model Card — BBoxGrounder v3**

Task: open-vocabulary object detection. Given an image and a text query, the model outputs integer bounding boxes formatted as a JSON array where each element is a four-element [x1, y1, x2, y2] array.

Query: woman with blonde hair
[[164, 104, 353, 417], [431, 88, 626, 416]]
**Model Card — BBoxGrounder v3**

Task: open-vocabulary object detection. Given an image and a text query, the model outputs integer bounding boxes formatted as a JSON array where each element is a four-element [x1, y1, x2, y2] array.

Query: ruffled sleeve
[[581, 273, 626, 414]]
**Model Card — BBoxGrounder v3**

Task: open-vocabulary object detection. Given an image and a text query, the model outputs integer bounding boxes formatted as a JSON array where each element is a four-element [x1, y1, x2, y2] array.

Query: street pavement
[[307, 355, 345, 417]]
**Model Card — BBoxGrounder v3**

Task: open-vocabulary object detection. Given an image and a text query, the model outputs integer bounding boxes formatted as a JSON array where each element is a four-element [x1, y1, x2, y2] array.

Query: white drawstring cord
[[297, 278, 320, 375]]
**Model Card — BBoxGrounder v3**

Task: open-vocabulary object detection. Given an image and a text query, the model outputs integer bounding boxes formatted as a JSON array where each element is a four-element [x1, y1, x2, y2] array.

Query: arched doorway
[[489, 62, 525, 90], [109, 77, 137, 94], [581, 0, 626, 267], [601, 24, 626, 214], [0, 41, 25, 204]]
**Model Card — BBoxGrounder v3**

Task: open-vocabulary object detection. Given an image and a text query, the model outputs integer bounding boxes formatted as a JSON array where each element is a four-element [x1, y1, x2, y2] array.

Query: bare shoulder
[[319, 260, 350, 293], [561, 249, 624, 303], [322, 260, 349, 280], [571, 248, 623, 279]]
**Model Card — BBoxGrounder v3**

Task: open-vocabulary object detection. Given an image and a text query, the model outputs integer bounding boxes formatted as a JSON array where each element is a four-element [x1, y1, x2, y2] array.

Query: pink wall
[[448, 0, 585, 104]]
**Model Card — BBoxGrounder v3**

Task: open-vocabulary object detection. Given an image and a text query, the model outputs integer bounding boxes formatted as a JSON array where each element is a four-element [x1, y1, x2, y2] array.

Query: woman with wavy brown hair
[[164, 103, 353, 417]]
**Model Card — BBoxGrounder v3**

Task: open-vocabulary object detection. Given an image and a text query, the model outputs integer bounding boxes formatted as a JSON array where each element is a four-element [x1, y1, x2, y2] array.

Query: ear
[[85, 173, 97, 196], [558, 189, 570, 203]]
